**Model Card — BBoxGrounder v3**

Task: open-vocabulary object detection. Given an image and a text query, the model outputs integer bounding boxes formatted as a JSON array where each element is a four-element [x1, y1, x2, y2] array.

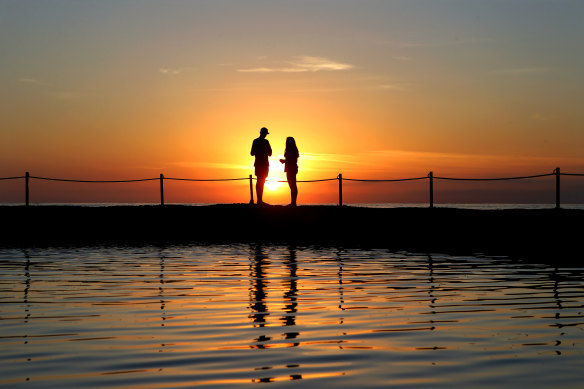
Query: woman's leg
[[287, 171, 297, 206]]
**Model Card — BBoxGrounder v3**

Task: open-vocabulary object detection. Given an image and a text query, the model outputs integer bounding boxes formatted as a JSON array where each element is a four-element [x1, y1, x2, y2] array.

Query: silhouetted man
[[251, 127, 272, 205]]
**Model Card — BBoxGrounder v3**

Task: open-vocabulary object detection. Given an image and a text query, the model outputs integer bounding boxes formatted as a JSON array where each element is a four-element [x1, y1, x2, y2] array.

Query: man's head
[[260, 127, 269, 137]]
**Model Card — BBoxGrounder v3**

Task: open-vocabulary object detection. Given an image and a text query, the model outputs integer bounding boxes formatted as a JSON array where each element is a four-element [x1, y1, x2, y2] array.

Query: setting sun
[[265, 178, 283, 192]]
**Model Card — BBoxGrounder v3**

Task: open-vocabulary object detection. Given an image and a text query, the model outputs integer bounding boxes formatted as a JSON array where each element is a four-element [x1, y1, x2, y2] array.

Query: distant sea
[[2, 203, 584, 210]]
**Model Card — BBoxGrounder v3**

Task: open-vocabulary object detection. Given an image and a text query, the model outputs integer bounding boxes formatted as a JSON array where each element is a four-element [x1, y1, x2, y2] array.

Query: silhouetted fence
[[1, 168, 584, 208]]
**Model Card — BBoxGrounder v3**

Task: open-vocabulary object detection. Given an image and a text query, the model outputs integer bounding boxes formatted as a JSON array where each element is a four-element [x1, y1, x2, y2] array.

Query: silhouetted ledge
[[1, 204, 581, 261]]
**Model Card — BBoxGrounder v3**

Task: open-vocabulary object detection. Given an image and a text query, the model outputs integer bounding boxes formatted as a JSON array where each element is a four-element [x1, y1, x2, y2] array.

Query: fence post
[[338, 173, 343, 207], [555, 167, 560, 209], [428, 171, 434, 209], [249, 174, 254, 204], [160, 174, 164, 206], [25, 171, 30, 206]]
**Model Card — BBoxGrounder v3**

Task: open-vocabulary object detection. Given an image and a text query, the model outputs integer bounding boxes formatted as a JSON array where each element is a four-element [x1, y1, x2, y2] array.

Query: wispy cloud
[[237, 56, 354, 73], [18, 77, 48, 86], [366, 149, 575, 172], [374, 83, 407, 92], [358, 75, 409, 92], [18, 76, 81, 100], [491, 67, 551, 75], [168, 161, 251, 171], [379, 37, 491, 48], [50, 91, 81, 100], [300, 149, 577, 176], [379, 40, 426, 48], [303, 152, 367, 166], [237, 67, 301, 73], [531, 113, 550, 121], [159, 67, 197, 75]]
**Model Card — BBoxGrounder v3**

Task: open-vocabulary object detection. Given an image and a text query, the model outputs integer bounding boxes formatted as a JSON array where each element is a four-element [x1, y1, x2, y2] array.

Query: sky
[[1, 0, 584, 204]]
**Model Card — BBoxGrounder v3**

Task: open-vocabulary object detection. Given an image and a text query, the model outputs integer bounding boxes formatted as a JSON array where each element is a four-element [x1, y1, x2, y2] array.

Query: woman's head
[[285, 137, 299, 158], [286, 137, 296, 149]]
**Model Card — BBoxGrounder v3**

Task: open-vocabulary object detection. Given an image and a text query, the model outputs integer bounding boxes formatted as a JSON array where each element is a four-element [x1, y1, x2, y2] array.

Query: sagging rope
[[434, 173, 554, 181], [29, 176, 158, 183], [1, 171, 583, 183]]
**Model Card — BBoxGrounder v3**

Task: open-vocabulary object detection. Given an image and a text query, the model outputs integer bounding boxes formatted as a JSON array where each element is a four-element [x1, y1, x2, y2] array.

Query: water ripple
[[0, 245, 583, 388]]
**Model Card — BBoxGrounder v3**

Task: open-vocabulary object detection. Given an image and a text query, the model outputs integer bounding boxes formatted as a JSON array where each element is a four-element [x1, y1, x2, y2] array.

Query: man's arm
[[267, 141, 272, 157], [251, 139, 257, 156]]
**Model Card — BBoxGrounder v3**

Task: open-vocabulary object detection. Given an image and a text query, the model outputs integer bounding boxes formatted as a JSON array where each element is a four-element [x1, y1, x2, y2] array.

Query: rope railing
[[343, 176, 428, 182], [166, 177, 250, 182], [434, 173, 554, 181], [1, 168, 582, 208], [284, 178, 337, 183], [30, 175, 158, 183]]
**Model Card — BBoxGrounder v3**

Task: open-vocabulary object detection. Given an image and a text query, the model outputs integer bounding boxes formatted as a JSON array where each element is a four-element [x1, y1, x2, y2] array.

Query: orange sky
[[2, 1, 584, 204]]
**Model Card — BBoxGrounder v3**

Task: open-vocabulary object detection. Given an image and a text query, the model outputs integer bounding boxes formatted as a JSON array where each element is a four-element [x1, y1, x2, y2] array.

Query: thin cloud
[[237, 67, 304, 73], [379, 37, 491, 48], [374, 83, 407, 92], [379, 40, 426, 48], [169, 161, 251, 171], [50, 91, 81, 100], [18, 77, 80, 100], [491, 67, 550, 75], [159, 67, 197, 75], [293, 56, 353, 71], [306, 149, 573, 174], [287, 87, 347, 93], [302, 153, 367, 166], [18, 77, 48, 86], [367, 149, 576, 170], [531, 113, 550, 121], [237, 56, 354, 73]]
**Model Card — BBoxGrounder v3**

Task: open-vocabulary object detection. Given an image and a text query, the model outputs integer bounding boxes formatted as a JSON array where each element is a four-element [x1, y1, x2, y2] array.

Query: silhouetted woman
[[280, 137, 299, 206]]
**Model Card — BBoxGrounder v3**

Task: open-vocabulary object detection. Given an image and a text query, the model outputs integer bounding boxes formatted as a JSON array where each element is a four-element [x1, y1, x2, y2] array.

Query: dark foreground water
[[1, 245, 583, 388]]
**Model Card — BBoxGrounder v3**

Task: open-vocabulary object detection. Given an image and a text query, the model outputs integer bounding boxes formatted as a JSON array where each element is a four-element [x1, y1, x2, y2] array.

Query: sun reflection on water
[[0, 245, 583, 388]]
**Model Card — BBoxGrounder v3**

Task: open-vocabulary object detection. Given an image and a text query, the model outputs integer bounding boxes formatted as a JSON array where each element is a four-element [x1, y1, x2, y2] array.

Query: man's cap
[[260, 127, 269, 134]]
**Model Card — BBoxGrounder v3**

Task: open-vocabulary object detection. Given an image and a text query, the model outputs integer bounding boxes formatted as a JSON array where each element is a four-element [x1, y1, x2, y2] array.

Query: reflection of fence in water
[[1, 168, 583, 208]]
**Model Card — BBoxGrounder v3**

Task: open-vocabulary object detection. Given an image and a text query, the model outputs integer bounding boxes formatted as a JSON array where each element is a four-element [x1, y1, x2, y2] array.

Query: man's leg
[[256, 178, 265, 204]]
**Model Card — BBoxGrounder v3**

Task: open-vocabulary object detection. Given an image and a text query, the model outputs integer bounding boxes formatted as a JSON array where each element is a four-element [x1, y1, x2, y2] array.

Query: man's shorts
[[255, 165, 269, 180]]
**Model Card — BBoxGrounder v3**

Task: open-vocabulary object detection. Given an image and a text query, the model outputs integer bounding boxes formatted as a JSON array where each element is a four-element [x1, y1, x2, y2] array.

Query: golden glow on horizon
[[2, 1, 584, 203]]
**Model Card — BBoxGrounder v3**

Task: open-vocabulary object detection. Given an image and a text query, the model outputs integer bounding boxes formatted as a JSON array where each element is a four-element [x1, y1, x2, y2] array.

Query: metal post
[[555, 167, 560, 209], [249, 175, 254, 204], [25, 172, 30, 206], [338, 173, 343, 207], [160, 173, 164, 206], [428, 171, 434, 209]]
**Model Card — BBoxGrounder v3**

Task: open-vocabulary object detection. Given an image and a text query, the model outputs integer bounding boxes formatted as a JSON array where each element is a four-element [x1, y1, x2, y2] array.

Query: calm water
[[1, 245, 583, 388]]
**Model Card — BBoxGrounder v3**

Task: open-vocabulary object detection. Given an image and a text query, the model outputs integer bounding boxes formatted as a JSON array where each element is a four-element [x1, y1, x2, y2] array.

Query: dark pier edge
[[1, 205, 581, 265]]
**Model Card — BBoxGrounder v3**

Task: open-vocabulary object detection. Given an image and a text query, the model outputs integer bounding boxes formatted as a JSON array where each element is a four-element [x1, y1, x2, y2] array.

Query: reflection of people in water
[[159, 252, 166, 327], [279, 137, 299, 207], [250, 127, 272, 205], [249, 245, 269, 328], [281, 246, 299, 346], [249, 244, 271, 350], [248, 245, 303, 382]]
